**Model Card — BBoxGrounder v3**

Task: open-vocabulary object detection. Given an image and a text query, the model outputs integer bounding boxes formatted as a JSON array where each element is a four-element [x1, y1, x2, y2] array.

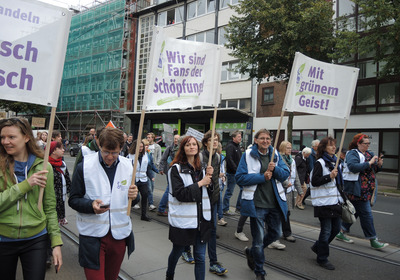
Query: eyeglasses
[[101, 149, 119, 157], [257, 137, 272, 141]]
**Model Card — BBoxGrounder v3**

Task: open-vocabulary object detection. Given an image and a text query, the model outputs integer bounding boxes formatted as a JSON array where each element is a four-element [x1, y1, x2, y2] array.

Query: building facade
[[127, 0, 254, 148]]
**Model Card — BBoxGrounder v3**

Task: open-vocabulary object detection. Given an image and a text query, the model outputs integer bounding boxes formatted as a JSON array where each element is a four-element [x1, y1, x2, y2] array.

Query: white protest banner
[[186, 127, 204, 143], [0, 0, 71, 107], [143, 26, 221, 110], [283, 52, 359, 119]]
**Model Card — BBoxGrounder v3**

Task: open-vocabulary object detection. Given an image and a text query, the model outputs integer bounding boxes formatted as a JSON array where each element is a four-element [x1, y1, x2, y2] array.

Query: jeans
[[314, 216, 341, 264], [167, 232, 207, 280], [0, 234, 48, 280], [223, 173, 237, 212], [281, 210, 292, 237], [208, 203, 218, 266], [217, 184, 224, 220], [147, 171, 156, 205], [341, 199, 377, 239], [136, 181, 148, 217], [158, 183, 169, 213], [249, 207, 281, 276]]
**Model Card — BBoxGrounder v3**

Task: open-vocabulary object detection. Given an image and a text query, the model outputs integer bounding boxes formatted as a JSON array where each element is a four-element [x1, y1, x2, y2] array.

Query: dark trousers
[[280, 210, 292, 237], [136, 181, 149, 218], [0, 234, 48, 280]]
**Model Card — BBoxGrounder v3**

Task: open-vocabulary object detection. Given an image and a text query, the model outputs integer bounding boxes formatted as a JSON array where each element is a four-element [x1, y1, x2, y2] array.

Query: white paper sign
[[143, 26, 221, 110], [283, 52, 359, 119], [186, 127, 204, 143], [0, 0, 71, 107]]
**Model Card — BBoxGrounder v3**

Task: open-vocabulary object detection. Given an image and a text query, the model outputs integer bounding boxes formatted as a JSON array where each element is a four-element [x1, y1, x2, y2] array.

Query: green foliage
[[225, 0, 336, 82], [334, 0, 400, 78], [0, 100, 47, 116]]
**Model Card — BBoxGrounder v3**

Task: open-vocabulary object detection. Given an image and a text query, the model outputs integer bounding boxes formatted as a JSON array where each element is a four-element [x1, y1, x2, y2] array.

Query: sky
[[37, 0, 101, 10]]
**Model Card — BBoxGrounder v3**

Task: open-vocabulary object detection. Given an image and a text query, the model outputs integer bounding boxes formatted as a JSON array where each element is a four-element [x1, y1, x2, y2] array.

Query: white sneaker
[[149, 205, 156, 211], [235, 231, 249, 242], [132, 204, 140, 209], [267, 240, 286, 250], [217, 218, 228, 226]]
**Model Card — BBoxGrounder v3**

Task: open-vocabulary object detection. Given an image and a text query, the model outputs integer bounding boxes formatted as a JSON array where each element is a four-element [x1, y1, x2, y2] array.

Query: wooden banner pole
[[335, 119, 349, 169], [127, 109, 146, 216], [270, 110, 285, 163], [207, 107, 218, 167], [38, 107, 57, 211]]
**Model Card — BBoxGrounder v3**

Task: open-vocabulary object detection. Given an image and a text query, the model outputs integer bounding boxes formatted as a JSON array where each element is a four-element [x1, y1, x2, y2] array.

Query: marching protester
[[146, 132, 162, 211], [127, 139, 159, 221], [200, 131, 227, 276], [69, 127, 138, 280], [279, 140, 303, 243], [294, 147, 311, 209], [235, 129, 290, 280], [0, 118, 63, 278], [73, 127, 103, 172], [336, 133, 388, 249], [166, 136, 214, 280], [310, 137, 343, 270], [301, 139, 320, 206]]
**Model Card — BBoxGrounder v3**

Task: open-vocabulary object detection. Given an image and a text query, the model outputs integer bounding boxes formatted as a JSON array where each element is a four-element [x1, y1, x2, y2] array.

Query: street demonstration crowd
[[0, 117, 387, 280]]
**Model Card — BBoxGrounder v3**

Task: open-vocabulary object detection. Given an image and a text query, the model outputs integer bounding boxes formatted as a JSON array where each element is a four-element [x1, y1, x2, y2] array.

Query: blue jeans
[[208, 203, 218, 266], [223, 173, 237, 212], [147, 171, 156, 205], [158, 183, 169, 213], [217, 184, 224, 220], [314, 216, 341, 264], [249, 207, 281, 276], [167, 232, 207, 280], [341, 200, 376, 239]]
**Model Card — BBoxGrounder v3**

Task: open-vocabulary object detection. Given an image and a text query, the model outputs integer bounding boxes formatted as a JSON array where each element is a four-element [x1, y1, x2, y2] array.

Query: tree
[[333, 0, 400, 78], [225, 0, 337, 142], [0, 100, 47, 116]]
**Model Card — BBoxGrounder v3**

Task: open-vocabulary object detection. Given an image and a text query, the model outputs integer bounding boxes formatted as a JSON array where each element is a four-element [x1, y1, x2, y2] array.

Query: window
[[207, 0, 215, 13], [358, 61, 376, 79], [186, 29, 214, 43], [187, 2, 197, 19], [262, 87, 274, 104], [218, 26, 227, 46], [175, 6, 184, 23], [291, 130, 328, 153], [221, 61, 248, 82]]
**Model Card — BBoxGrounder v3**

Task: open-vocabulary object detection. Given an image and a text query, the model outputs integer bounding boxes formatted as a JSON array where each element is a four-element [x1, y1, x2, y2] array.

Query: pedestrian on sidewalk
[[166, 136, 214, 280], [236, 129, 290, 280], [310, 137, 343, 270], [69, 128, 138, 280], [336, 133, 388, 250], [0, 118, 63, 278]]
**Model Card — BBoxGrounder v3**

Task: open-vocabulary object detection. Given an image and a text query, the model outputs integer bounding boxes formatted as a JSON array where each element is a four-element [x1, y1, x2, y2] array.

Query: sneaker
[[335, 232, 354, 244], [235, 231, 249, 242], [267, 240, 286, 250], [224, 210, 237, 216], [157, 210, 168, 216], [284, 235, 296, 242], [209, 263, 228, 275], [244, 247, 255, 271], [217, 218, 228, 226], [181, 251, 195, 264], [149, 204, 156, 211], [370, 238, 389, 250], [255, 274, 266, 280], [296, 204, 305, 210], [318, 261, 335, 270], [132, 204, 140, 209]]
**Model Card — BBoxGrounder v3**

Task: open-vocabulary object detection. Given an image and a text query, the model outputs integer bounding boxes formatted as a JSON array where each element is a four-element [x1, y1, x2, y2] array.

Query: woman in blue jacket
[[336, 133, 388, 249]]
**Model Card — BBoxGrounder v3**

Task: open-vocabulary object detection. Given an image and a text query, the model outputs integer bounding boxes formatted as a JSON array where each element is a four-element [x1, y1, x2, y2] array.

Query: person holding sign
[[166, 136, 214, 280], [336, 134, 388, 250], [0, 117, 63, 278], [68, 128, 137, 280], [310, 137, 343, 270], [235, 129, 290, 280]]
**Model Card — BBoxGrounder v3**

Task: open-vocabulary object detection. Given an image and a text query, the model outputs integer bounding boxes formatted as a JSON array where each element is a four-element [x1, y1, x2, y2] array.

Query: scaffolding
[[56, 0, 134, 141]]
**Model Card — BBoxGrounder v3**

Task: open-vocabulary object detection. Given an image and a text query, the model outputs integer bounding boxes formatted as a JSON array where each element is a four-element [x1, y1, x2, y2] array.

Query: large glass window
[[379, 82, 400, 104], [218, 26, 227, 46], [197, 0, 206, 16], [262, 87, 274, 104], [358, 61, 376, 79], [357, 85, 376, 106], [221, 61, 248, 82]]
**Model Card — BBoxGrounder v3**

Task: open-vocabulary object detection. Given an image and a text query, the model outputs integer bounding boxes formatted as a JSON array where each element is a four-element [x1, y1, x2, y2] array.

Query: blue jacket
[[235, 144, 290, 220], [343, 149, 381, 197]]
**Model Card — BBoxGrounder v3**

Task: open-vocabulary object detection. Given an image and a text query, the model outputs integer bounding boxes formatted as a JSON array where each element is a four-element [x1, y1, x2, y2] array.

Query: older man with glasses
[[235, 129, 290, 280]]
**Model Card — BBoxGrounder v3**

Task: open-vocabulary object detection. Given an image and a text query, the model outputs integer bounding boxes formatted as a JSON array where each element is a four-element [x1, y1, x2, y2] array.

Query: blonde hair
[[279, 140, 292, 154]]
